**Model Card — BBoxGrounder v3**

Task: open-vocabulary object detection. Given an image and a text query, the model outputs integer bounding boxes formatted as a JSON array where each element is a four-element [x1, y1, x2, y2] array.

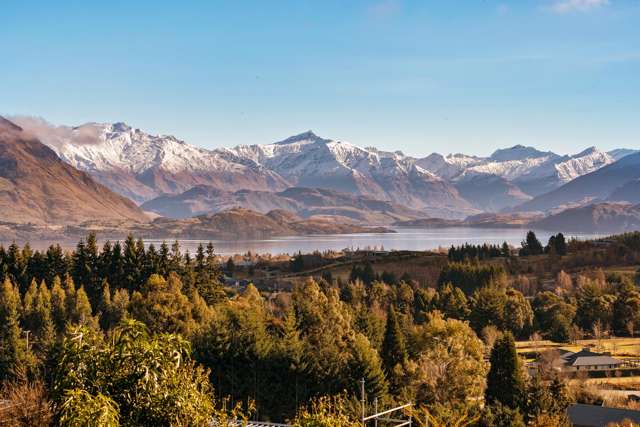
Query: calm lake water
[[143, 227, 605, 256]]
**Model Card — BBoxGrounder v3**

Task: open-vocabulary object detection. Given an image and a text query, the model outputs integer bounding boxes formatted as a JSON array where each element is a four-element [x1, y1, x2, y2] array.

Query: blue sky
[[2, 0, 638, 156]]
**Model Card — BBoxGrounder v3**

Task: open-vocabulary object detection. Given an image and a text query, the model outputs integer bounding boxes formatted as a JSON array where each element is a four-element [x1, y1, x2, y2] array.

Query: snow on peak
[[554, 146, 613, 183], [49, 122, 267, 175]]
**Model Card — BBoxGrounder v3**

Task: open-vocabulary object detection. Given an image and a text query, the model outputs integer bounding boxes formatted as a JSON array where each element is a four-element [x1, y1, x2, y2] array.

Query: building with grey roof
[[568, 404, 640, 427], [558, 348, 623, 372]]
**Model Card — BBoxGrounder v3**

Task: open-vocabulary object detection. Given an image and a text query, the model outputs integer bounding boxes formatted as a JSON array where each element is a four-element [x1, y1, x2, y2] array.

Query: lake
[[144, 227, 606, 256]]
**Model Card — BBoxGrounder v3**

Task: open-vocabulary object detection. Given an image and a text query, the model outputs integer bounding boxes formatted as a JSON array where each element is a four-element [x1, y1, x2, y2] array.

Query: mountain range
[[14, 117, 637, 218], [6, 116, 640, 234]]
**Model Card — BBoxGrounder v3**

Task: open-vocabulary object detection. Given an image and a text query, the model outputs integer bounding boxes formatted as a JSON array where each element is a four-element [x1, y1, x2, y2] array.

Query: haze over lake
[[145, 227, 604, 256]]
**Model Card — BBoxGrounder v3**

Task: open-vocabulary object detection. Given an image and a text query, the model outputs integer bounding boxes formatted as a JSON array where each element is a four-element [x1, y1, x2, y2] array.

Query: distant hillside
[[141, 186, 423, 224], [453, 174, 532, 211], [393, 212, 542, 228], [0, 116, 148, 225], [62, 208, 391, 240], [533, 203, 640, 233], [608, 178, 640, 205]]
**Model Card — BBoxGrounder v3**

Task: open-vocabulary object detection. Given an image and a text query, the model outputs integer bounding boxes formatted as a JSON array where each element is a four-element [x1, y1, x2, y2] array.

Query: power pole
[[374, 398, 378, 427], [361, 378, 366, 426], [22, 330, 30, 351]]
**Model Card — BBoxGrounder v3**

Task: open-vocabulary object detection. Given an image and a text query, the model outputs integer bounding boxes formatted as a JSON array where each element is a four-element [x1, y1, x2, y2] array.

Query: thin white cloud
[[9, 116, 101, 149], [549, 0, 610, 14]]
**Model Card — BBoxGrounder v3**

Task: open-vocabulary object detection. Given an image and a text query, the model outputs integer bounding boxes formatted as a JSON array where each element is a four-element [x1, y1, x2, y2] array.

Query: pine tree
[[110, 241, 125, 287], [381, 305, 407, 374], [195, 244, 206, 275], [362, 262, 376, 286], [524, 372, 552, 422], [135, 238, 147, 283], [145, 243, 159, 278], [110, 288, 130, 327], [501, 242, 510, 257], [98, 241, 113, 282], [22, 279, 38, 325], [98, 279, 113, 330], [63, 274, 77, 323], [182, 250, 196, 293], [436, 282, 469, 319], [50, 276, 67, 333], [278, 308, 306, 416], [349, 333, 388, 399], [169, 241, 182, 274], [158, 241, 170, 277], [32, 281, 55, 357], [0, 278, 31, 380], [485, 332, 525, 409], [520, 231, 544, 256], [6, 243, 26, 292], [613, 280, 640, 335], [72, 238, 88, 289], [71, 286, 95, 327], [123, 235, 141, 292], [84, 233, 100, 303], [44, 244, 68, 285], [192, 243, 224, 305], [226, 257, 235, 275], [548, 374, 571, 415], [546, 233, 567, 256]]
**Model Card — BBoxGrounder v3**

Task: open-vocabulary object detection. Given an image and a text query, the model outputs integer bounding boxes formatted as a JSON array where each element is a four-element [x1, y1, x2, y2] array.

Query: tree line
[[0, 231, 638, 425]]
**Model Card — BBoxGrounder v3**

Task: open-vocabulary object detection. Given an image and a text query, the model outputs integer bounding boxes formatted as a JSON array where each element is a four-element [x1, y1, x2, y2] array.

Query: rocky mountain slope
[[141, 186, 424, 224], [608, 179, 640, 205], [453, 174, 532, 211], [0, 117, 148, 225]]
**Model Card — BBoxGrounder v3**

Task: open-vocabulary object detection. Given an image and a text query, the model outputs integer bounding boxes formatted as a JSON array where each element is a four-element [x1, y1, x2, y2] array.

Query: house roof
[[560, 348, 623, 366], [568, 404, 640, 427], [571, 355, 623, 367]]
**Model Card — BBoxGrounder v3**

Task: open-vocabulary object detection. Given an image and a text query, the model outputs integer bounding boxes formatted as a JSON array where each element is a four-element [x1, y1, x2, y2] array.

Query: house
[[558, 348, 624, 372], [568, 404, 640, 427]]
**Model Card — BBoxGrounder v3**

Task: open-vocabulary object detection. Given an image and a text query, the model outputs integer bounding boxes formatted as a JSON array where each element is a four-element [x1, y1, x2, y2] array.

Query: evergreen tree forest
[[2, 230, 640, 425]]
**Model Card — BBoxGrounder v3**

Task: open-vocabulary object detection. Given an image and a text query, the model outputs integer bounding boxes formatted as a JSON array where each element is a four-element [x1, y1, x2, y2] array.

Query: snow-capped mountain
[[415, 153, 484, 180], [16, 116, 629, 217], [228, 131, 477, 218], [34, 122, 290, 203], [416, 144, 615, 198]]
